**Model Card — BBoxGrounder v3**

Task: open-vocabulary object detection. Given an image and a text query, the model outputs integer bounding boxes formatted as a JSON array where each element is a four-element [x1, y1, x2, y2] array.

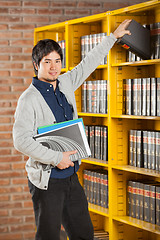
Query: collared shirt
[[32, 77, 79, 178]]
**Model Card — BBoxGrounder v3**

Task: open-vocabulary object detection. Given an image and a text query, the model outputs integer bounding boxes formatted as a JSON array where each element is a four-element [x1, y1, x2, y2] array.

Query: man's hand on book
[[113, 19, 132, 39], [57, 150, 77, 169]]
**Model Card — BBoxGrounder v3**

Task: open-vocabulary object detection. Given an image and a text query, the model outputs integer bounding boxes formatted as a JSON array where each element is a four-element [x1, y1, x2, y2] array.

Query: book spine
[[127, 181, 132, 216], [142, 78, 147, 116], [91, 81, 97, 113], [81, 36, 85, 60], [151, 131, 156, 170], [100, 126, 104, 161], [137, 78, 141, 116], [147, 131, 152, 169], [131, 181, 136, 218], [150, 185, 156, 224], [146, 78, 151, 116], [81, 82, 87, 112], [87, 81, 92, 113], [103, 126, 108, 162], [123, 79, 126, 114], [151, 77, 157, 116], [156, 186, 160, 226], [139, 182, 144, 220], [157, 78, 160, 116], [126, 79, 133, 115], [135, 182, 140, 219], [133, 130, 137, 167], [155, 131, 159, 171], [96, 80, 100, 113], [133, 78, 138, 115], [129, 129, 134, 166], [143, 130, 148, 169], [136, 130, 143, 168], [144, 184, 150, 222]]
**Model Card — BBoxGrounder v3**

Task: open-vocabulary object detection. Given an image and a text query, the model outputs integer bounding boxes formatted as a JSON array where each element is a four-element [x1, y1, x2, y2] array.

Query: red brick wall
[[0, 0, 146, 239]]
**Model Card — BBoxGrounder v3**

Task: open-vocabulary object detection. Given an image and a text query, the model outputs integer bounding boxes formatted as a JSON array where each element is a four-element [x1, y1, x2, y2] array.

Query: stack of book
[[129, 129, 160, 171], [85, 125, 108, 161], [123, 77, 160, 116], [34, 118, 91, 162], [127, 180, 160, 225], [83, 170, 108, 209], [82, 80, 108, 114], [94, 230, 109, 240], [81, 32, 107, 64]]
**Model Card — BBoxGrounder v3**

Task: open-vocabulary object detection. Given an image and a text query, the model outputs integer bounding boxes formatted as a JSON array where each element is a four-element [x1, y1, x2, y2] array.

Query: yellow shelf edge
[[113, 215, 160, 235], [112, 165, 160, 177], [88, 203, 109, 217], [78, 112, 108, 118], [81, 158, 108, 167], [112, 59, 160, 67], [109, 0, 159, 15], [111, 115, 160, 120]]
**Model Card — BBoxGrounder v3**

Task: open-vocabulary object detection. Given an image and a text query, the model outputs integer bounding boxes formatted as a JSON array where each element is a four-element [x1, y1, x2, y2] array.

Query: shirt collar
[[32, 77, 59, 90]]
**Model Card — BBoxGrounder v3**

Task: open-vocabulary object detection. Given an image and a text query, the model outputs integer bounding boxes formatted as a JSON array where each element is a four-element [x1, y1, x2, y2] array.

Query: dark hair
[[32, 39, 63, 75]]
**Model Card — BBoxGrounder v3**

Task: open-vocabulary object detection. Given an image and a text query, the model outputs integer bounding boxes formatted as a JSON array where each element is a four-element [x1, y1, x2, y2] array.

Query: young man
[[13, 20, 131, 240]]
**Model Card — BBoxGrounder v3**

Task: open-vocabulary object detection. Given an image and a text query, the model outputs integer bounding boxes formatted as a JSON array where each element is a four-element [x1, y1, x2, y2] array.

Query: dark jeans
[[28, 173, 94, 240]]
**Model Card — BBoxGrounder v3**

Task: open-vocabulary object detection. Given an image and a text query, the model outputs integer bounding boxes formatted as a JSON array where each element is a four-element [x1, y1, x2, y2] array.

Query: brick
[[23, 231, 35, 240], [0, 141, 13, 148], [23, 16, 49, 23], [24, 1, 49, 7], [51, 2, 77, 7], [10, 39, 33, 46], [0, 86, 11, 92], [38, 9, 63, 15], [0, 56, 10, 61], [0, 71, 9, 77], [0, 156, 22, 163], [10, 24, 35, 30], [0, 202, 22, 209], [12, 178, 28, 185], [0, 40, 8, 45], [65, 9, 90, 16], [0, 16, 21, 22], [0, 32, 22, 39], [0, 233, 22, 240], [12, 85, 28, 92], [11, 70, 33, 77], [0, 47, 22, 53], [23, 201, 33, 208], [0, 24, 8, 30], [0, 8, 8, 14], [0, 195, 9, 202], [0, 102, 11, 107], [0, 210, 8, 217], [12, 55, 32, 61], [0, 133, 11, 140], [103, 2, 129, 10], [78, 2, 101, 8], [0, 149, 11, 155], [0, 179, 10, 186], [11, 223, 35, 232], [12, 162, 25, 170], [12, 193, 31, 201], [0, 109, 15, 115], [25, 216, 34, 223], [11, 209, 33, 216], [0, 63, 23, 69], [0, 117, 11, 124], [0, 226, 8, 233], [9, 8, 35, 15], [0, 1, 21, 7], [0, 163, 11, 171]]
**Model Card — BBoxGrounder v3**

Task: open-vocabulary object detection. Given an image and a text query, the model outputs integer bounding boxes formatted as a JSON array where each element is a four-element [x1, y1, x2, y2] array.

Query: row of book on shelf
[[82, 80, 108, 114], [85, 125, 108, 161], [81, 32, 107, 64], [127, 180, 160, 225], [123, 77, 160, 116], [83, 170, 108, 209], [129, 129, 160, 171]]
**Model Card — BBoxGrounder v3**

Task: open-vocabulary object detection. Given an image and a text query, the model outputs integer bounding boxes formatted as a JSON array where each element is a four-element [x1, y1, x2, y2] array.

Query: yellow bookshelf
[[34, 1, 160, 239]]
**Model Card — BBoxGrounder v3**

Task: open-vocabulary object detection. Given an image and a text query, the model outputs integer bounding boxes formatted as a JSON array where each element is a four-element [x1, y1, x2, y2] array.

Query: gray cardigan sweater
[[13, 33, 116, 190]]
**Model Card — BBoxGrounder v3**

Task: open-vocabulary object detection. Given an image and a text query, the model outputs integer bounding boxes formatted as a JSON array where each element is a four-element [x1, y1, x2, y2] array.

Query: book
[[34, 118, 91, 162], [118, 19, 151, 60]]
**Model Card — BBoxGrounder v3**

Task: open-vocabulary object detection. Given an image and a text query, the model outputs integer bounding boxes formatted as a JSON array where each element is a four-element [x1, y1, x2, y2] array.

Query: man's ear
[[33, 62, 38, 71]]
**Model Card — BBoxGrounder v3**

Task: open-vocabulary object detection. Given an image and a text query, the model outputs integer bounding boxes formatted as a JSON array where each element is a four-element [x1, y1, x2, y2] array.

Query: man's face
[[36, 51, 62, 83]]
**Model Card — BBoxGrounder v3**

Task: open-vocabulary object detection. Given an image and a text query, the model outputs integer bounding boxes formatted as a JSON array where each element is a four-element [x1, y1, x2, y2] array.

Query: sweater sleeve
[[63, 33, 117, 91], [13, 94, 63, 167]]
